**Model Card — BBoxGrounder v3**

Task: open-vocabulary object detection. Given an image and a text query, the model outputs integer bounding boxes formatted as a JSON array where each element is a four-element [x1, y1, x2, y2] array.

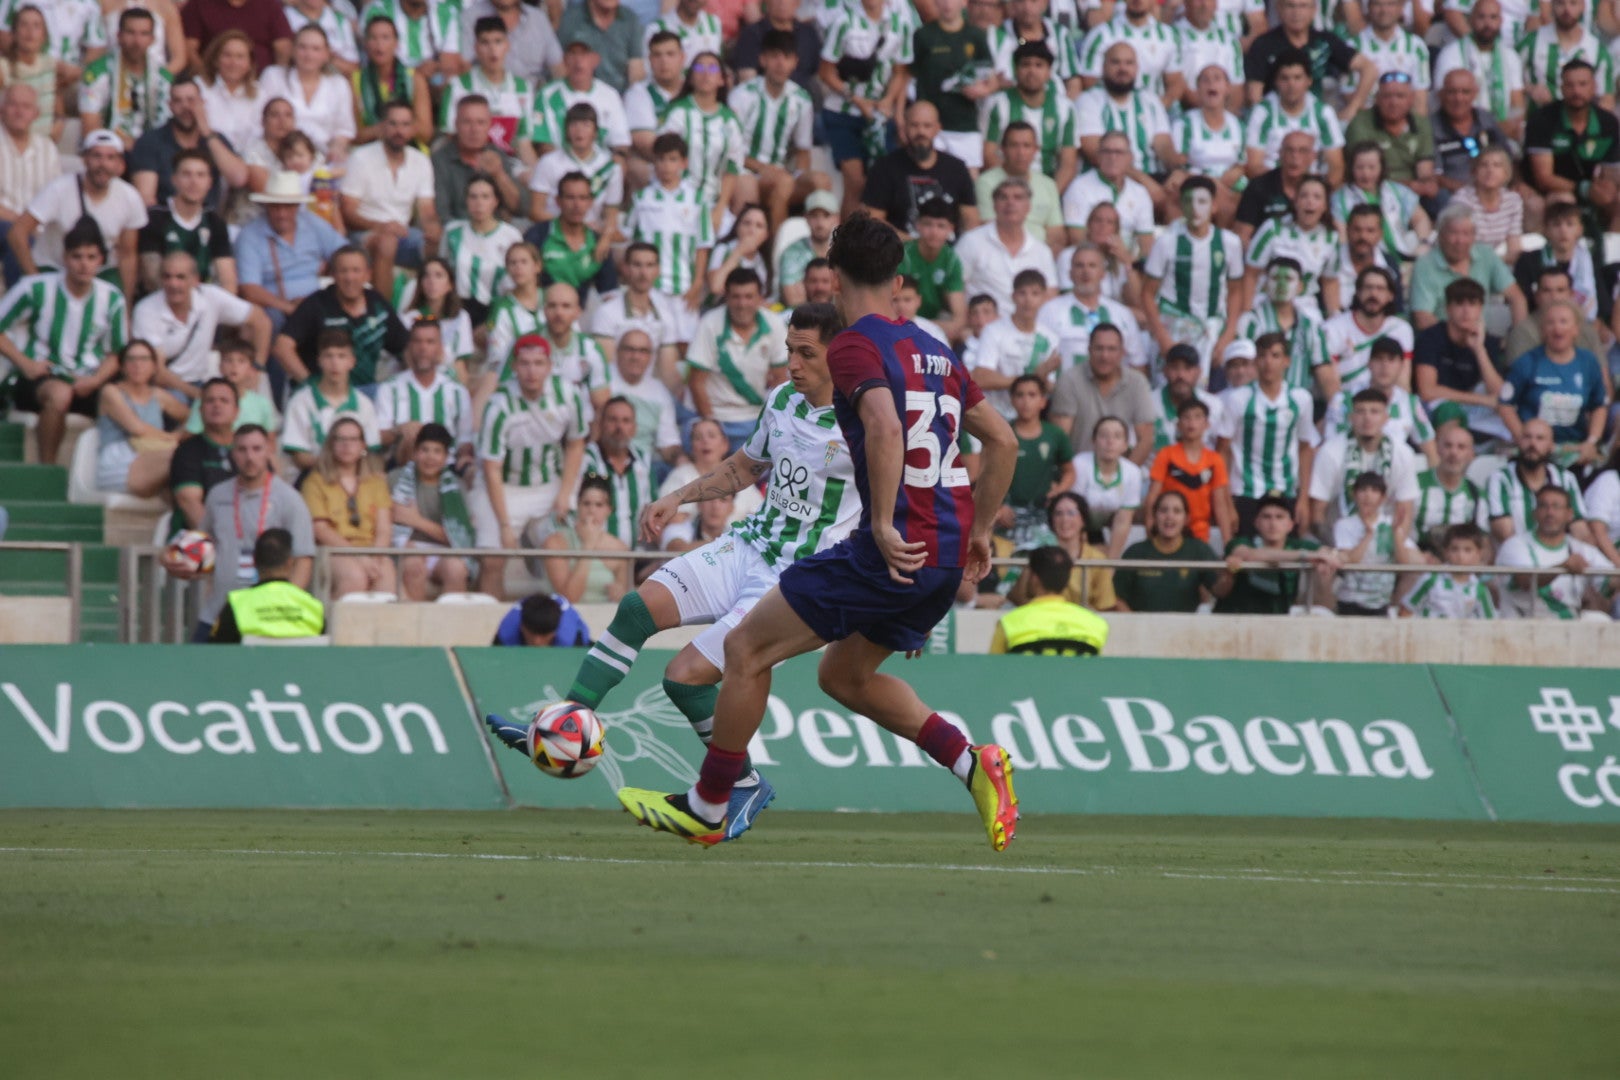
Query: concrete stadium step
[[0, 421, 24, 463], [0, 462, 68, 500]]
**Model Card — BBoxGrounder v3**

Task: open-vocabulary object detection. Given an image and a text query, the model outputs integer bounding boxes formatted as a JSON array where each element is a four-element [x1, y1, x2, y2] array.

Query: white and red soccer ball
[[166, 529, 216, 574], [528, 701, 605, 778]]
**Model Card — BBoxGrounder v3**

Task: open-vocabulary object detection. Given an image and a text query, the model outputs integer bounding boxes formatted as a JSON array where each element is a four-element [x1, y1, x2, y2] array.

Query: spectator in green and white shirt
[[1413, 422, 1489, 552], [1216, 330, 1321, 535], [729, 29, 820, 231], [778, 190, 837, 308], [1485, 418, 1601, 547], [1076, 0, 1186, 107], [1400, 522, 1497, 618], [658, 49, 746, 228], [1323, 337, 1438, 463], [1332, 471, 1422, 616], [1243, 50, 1345, 187], [642, 0, 720, 65], [79, 9, 172, 152], [359, 0, 466, 85], [625, 132, 712, 337], [984, 41, 1078, 197], [534, 39, 631, 154], [529, 101, 622, 239], [685, 267, 787, 452], [376, 319, 474, 467], [1496, 485, 1614, 619], [581, 395, 655, 548]]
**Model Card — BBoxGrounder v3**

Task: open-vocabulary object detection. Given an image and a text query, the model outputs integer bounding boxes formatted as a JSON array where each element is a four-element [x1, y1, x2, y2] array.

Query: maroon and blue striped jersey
[[826, 314, 985, 569]]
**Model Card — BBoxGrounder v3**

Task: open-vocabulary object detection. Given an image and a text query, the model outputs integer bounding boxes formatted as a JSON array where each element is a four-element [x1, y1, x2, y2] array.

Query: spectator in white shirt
[[954, 177, 1058, 316], [132, 251, 271, 393], [609, 328, 683, 471], [258, 25, 358, 161], [10, 130, 148, 298], [340, 98, 441, 298], [0, 83, 58, 286]]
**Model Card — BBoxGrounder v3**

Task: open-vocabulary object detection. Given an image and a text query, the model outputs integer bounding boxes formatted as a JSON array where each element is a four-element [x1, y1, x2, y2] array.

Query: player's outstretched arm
[[857, 390, 926, 584], [961, 400, 1017, 585], [638, 448, 770, 545]]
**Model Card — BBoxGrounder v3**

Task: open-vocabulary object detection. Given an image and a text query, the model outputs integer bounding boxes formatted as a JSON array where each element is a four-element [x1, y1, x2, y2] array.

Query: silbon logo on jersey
[[751, 694, 1434, 780]]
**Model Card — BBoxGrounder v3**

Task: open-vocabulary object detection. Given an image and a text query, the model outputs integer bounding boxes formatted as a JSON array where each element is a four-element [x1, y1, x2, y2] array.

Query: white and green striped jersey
[[1332, 514, 1398, 609], [1144, 220, 1243, 322], [440, 219, 522, 306], [728, 77, 813, 170], [477, 376, 588, 488], [1245, 216, 1339, 319], [1518, 27, 1614, 101], [79, 55, 173, 142], [1074, 86, 1168, 174], [1414, 469, 1488, 541], [360, 0, 463, 68], [441, 68, 533, 141], [1233, 301, 1331, 393], [984, 83, 1077, 178], [1150, 385, 1225, 452], [1485, 461, 1588, 537], [1077, 15, 1182, 96], [544, 328, 610, 399], [533, 77, 632, 150], [1, 0, 105, 64], [623, 78, 680, 133], [643, 8, 722, 62], [1352, 27, 1432, 92], [1329, 180, 1422, 261], [963, 314, 1059, 419], [582, 443, 655, 547], [281, 383, 382, 454], [1323, 311, 1414, 390], [375, 369, 474, 447], [1244, 92, 1345, 170], [483, 293, 544, 381], [731, 381, 862, 568], [529, 144, 623, 231], [1496, 532, 1609, 618], [1403, 572, 1497, 619], [1036, 293, 1145, 373], [1170, 108, 1245, 178], [986, 18, 1078, 81], [658, 98, 745, 206], [1174, 20, 1243, 87], [1443, 0, 1535, 51], [821, 3, 915, 115], [1324, 384, 1436, 451], [0, 272, 126, 377], [627, 179, 714, 297], [285, 2, 360, 66], [1213, 0, 1263, 39], [1219, 383, 1321, 499]]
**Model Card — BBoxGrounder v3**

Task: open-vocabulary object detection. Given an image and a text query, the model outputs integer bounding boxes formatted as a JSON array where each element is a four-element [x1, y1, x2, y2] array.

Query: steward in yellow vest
[[211, 528, 327, 643], [989, 546, 1109, 656]]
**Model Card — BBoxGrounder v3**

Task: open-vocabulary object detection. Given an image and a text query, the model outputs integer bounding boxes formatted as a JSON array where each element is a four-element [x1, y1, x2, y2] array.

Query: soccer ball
[[166, 529, 216, 574], [528, 701, 605, 778]]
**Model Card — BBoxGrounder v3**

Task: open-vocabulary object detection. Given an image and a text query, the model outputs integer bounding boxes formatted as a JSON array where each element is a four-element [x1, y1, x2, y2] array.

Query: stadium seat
[[66, 428, 168, 514], [435, 592, 497, 603], [1466, 453, 1506, 489], [243, 634, 333, 646]]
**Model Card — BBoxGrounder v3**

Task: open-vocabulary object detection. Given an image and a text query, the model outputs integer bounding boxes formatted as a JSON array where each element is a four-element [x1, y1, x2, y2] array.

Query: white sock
[[951, 748, 973, 783], [685, 785, 727, 823]]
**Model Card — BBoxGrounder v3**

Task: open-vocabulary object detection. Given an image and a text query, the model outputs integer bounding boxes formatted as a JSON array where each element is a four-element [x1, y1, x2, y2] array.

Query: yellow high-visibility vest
[[226, 580, 326, 639], [995, 595, 1108, 656]]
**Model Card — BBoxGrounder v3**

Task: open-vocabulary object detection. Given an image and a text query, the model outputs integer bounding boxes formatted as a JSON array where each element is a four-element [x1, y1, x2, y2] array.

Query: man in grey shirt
[[1048, 323, 1155, 463], [165, 424, 316, 641], [462, 0, 563, 85]]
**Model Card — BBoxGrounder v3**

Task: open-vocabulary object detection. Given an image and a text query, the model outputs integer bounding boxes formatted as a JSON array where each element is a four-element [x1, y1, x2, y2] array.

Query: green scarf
[[391, 462, 474, 554]]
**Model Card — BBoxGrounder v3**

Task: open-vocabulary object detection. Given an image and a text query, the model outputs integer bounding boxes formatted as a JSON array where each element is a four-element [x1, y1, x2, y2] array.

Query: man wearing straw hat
[[234, 170, 346, 338]]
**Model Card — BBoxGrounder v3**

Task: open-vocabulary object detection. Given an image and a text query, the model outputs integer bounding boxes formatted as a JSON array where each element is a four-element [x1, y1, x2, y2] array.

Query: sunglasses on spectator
[[691, 62, 722, 75], [346, 495, 361, 529], [1379, 72, 1413, 85]]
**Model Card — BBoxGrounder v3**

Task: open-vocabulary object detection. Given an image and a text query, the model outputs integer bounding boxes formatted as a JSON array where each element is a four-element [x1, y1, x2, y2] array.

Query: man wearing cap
[[129, 80, 249, 212], [1343, 72, 1439, 195], [233, 172, 346, 337], [777, 190, 837, 307], [9, 130, 147, 298]]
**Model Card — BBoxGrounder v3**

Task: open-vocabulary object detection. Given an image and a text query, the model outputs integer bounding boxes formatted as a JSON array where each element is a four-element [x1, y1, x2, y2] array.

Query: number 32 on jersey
[[904, 390, 969, 488]]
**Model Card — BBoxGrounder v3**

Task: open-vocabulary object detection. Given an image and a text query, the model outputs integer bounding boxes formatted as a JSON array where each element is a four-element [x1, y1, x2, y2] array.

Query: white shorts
[[934, 129, 984, 170], [468, 480, 561, 547], [644, 534, 778, 670]]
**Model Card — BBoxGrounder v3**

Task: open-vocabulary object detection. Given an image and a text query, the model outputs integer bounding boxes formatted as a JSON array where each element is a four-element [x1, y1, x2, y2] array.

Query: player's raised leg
[[818, 634, 1018, 852]]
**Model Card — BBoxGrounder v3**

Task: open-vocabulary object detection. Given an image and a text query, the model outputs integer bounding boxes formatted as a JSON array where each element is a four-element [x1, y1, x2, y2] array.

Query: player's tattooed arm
[[639, 449, 770, 544]]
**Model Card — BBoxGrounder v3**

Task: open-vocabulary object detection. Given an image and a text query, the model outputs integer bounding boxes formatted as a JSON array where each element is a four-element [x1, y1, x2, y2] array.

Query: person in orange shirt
[[1145, 398, 1237, 547]]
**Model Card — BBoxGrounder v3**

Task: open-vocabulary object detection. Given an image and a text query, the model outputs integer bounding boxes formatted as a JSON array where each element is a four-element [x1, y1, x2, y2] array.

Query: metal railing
[[0, 540, 82, 641]]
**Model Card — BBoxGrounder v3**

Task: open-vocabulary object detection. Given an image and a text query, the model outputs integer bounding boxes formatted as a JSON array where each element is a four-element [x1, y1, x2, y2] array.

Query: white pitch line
[[1, 846, 1618, 895]]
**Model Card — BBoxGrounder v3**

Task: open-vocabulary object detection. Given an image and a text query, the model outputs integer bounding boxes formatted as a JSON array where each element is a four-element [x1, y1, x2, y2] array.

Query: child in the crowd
[[277, 131, 322, 193], [281, 329, 382, 470], [1333, 471, 1421, 616], [391, 422, 475, 600], [997, 374, 1074, 548], [1400, 523, 1497, 619], [1145, 398, 1235, 547], [894, 274, 950, 349], [186, 339, 279, 434]]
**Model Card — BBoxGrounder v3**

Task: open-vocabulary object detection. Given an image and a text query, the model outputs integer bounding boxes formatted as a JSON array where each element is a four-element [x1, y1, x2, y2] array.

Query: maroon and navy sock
[[917, 714, 973, 782]]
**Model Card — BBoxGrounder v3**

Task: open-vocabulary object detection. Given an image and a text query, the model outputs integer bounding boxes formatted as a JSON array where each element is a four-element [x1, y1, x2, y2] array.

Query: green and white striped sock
[[567, 592, 658, 707]]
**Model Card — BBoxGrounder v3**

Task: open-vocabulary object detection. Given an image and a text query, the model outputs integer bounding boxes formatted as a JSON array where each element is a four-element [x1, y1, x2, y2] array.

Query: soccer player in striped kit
[[617, 212, 1024, 851]]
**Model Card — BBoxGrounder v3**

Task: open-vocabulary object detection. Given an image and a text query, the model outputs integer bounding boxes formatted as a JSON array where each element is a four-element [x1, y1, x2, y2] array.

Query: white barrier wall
[[0, 598, 74, 643], [327, 602, 1620, 668]]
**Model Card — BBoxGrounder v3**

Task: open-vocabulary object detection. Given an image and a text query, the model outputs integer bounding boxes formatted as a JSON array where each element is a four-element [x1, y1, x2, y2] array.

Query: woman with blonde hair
[[259, 25, 355, 163], [195, 31, 262, 157], [300, 415, 397, 598]]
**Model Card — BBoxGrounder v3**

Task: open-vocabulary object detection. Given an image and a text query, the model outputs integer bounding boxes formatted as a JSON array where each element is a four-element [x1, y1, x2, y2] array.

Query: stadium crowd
[[2, 0, 1620, 630]]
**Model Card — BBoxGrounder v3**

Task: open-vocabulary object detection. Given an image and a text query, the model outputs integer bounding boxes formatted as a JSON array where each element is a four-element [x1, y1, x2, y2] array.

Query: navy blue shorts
[[778, 531, 963, 653]]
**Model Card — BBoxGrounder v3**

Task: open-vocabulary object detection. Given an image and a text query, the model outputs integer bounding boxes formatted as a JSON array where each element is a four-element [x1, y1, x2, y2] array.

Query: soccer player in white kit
[[486, 304, 862, 840]]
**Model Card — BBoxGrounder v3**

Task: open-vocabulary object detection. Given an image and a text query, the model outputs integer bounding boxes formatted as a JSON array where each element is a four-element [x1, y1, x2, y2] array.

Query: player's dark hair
[[1177, 398, 1209, 420], [651, 132, 688, 159], [1255, 493, 1294, 518], [1442, 522, 1487, 549], [519, 593, 563, 637], [416, 422, 453, 450], [828, 209, 904, 287], [1352, 471, 1387, 494], [1010, 373, 1046, 396], [1444, 278, 1486, 306], [1027, 545, 1073, 594], [759, 28, 796, 55], [1369, 336, 1404, 363], [201, 376, 239, 403], [317, 328, 354, 354], [63, 218, 105, 257], [788, 302, 844, 343], [724, 267, 763, 293], [253, 528, 293, 574], [1012, 268, 1048, 293], [1353, 387, 1389, 407], [473, 14, 505, 37], [915, 197, 957, 227]]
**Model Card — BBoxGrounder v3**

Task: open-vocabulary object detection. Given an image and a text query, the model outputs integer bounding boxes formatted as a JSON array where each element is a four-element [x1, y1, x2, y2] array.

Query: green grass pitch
[[2, 809, 1617, 1079]]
